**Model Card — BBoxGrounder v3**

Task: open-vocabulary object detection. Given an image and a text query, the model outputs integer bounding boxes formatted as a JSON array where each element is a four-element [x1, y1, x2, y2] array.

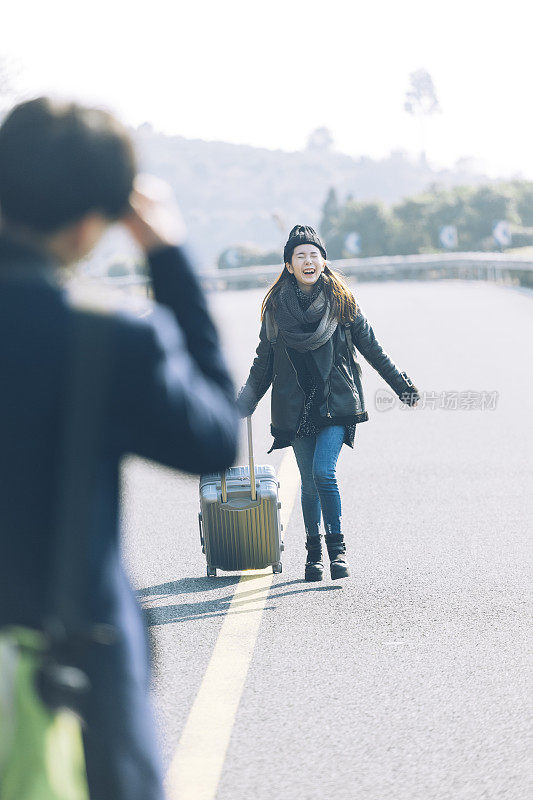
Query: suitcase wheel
[[207, 566, 217, 578], [272, 562, 283, 575]]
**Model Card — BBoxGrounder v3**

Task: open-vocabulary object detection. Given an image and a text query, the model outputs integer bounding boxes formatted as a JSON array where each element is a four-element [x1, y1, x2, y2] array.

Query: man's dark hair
[[0, 97, 137, 233]]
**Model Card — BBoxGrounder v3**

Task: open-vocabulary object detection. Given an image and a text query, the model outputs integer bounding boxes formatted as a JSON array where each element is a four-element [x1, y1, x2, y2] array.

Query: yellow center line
[[165, 449, 300, 800]]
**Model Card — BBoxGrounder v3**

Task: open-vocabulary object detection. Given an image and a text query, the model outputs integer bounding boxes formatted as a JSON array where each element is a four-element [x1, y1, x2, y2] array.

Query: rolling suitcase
[[198, 417, 284, 576]]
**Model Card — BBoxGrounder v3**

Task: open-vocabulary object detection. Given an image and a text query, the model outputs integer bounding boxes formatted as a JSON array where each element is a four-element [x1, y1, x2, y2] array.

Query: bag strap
[[47, 307, 113, 640]]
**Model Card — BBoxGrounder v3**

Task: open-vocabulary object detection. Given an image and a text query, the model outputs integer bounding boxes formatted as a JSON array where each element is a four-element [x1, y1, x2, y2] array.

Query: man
[[0, 97, 239, 798]]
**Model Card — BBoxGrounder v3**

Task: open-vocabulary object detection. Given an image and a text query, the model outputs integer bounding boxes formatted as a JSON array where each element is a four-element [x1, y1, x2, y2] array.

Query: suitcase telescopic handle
[[247, 416, 257, 501], [220, 416, 256, 503]]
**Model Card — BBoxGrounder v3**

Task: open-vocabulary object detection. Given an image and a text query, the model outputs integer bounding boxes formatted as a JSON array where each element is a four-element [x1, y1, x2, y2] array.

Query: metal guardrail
[[98, 252, 533, 294]]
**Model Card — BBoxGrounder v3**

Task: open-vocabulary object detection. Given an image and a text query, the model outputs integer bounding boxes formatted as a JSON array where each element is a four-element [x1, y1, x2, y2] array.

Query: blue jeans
[[292, 426, 345, 539]]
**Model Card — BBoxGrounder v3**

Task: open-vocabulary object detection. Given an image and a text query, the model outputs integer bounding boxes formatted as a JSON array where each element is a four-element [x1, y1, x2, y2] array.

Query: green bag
[[0, 308, 113, 800], [0, 627, 88, 800]]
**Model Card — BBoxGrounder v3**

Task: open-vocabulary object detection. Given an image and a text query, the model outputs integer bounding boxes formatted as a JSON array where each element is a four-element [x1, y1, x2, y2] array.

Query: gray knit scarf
[[273, 275, 338, 352]]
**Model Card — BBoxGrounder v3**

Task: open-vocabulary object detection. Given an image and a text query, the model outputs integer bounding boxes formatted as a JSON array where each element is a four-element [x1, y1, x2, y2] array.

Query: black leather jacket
[[238, 304, 415, 440]]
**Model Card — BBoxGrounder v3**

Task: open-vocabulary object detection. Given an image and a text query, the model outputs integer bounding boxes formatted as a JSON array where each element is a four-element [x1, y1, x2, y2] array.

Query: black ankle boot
[[304, 535, 324, 582], [325, 533, 350, 580]]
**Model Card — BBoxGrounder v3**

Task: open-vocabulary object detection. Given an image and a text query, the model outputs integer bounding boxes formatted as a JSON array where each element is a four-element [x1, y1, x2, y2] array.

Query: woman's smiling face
[[287, 244, 325, 293]]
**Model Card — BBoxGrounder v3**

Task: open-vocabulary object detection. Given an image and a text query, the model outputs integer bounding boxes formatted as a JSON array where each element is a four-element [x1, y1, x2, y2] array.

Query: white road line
[[165, 449, 300, 800]]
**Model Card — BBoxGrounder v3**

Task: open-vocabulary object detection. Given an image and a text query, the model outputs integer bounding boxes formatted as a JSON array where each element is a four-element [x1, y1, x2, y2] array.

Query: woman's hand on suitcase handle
[[236, 384, 257, 418]]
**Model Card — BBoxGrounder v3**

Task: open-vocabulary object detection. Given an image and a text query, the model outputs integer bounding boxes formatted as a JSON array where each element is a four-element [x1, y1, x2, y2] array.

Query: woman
[[237, 225, 419, 582]]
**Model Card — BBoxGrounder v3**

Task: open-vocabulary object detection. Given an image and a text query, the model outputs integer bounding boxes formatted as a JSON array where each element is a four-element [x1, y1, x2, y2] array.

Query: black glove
[[397, 372, 420, 406]]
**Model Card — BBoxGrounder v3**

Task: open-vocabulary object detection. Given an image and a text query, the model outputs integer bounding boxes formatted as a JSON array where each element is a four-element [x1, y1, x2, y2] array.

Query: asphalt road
[[122, 279, 532, 800]]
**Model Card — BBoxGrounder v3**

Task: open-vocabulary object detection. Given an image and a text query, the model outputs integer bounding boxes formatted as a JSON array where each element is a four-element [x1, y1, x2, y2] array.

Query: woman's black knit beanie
[[283, 224, 327, 264]]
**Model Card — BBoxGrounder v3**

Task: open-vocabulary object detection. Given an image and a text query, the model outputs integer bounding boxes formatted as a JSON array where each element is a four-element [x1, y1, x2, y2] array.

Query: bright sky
[[2, 0, 532, 178]]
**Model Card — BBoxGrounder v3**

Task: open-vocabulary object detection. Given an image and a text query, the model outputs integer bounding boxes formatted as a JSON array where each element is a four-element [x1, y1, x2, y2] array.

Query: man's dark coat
[[0, 234, 239, 799]]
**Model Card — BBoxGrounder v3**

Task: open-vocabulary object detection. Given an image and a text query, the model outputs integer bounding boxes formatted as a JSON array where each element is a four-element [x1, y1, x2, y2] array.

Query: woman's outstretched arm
[[351, 306, 419, 404]]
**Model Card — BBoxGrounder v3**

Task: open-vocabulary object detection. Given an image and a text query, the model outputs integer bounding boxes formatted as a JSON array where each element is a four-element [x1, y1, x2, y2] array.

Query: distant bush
[[107, 261, 133, 278], [509, 227, 533, 248], [319, 180, 533, 257], [218, 245, 280, 270], [105, 258, 146, 278]]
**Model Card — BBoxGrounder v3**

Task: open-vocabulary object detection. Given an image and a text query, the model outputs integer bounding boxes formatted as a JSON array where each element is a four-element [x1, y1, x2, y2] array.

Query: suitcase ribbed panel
[[203, 495, 279, 570], [200, 469, 281, 571]]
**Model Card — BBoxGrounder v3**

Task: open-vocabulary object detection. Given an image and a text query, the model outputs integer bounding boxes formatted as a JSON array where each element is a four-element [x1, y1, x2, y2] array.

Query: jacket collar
[[0, 230, 60, 287]]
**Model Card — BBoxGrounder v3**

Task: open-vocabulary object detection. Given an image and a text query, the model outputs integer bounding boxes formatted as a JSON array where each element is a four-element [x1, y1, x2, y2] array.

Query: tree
[[461, 185, 519, 249], [404, 69, 441, 163], [391, 195, 434, 254], [320, 187, 340, 238], [306, 127, 334, 152], [514, 181, 533, 227], [311, 179, 533, 258], [338, 200, 393, 257]]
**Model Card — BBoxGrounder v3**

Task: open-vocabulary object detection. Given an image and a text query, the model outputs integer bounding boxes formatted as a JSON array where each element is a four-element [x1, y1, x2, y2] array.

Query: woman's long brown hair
[[261, 264, 357, 324]]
